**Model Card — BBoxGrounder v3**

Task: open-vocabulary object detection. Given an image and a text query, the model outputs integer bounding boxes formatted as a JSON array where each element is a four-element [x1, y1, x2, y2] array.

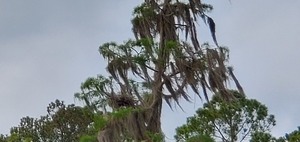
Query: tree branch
[[239, 123, 253, 142], [212, 120, 228, 142]]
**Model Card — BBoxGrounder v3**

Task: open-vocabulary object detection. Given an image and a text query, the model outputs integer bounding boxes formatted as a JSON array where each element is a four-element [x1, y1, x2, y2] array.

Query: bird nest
[[109, 95, 136, 108]]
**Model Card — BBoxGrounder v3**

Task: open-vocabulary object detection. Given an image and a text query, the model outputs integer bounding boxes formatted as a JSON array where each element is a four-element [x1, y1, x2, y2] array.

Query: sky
[[0, 0, 300, 141]]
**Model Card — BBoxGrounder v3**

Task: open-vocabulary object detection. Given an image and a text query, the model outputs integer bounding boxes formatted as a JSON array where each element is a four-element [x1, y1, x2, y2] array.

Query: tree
[[175, 91, 275, 142], [75, 0, 245, 141], [250, 127, 300, 142], [0, 134, 8, 142], [250, 126, 300, 142], [283, 127, 300, 142], [2, 100, 94, 142]]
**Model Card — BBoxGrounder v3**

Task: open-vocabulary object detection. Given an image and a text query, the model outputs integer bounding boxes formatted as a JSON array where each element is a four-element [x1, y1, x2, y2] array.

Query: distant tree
[[283, 127, 300, 142], [251, 126, 300, 142], [2, 100, 94, 142], [0, 134, 8, 142], [44, 100, 94, 141], [75, 0, 244, 141], [175, 90, 275, 142]]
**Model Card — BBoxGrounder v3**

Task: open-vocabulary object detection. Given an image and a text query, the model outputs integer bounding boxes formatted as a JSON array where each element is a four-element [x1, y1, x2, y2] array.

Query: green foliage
[[79, 135, 97, 142], [111, 107, 134, 119], [79, 107, 144, 141], [146, 131, 165, 142], [75, 75, 111, 113], [186, 135, 215, 142], [1, 100, 94, 142], [7, 133, 20, 142], [250, 132, 278, 142], [93, 114, 107, 131], [0, 134, 7, 142], [133, 3, 156, 17], [175, 90, 276, 142], [286, 127, 300, 142], [165, 40, 178, 50]]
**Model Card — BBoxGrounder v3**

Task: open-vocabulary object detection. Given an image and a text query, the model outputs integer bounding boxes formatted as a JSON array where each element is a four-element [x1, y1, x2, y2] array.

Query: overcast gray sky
[[1, 0, 300, 141]]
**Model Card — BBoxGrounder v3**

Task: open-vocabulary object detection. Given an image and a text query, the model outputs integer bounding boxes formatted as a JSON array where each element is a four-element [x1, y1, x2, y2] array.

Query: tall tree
[[76, 0, 244, 141], [175, 91, 276, 142]]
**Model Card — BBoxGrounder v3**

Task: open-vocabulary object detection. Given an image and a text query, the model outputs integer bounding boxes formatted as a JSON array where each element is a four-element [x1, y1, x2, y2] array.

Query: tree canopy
[[0, 100, 94, 142], [175, 90, 276, 142], [285, 127, 300, 142]]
